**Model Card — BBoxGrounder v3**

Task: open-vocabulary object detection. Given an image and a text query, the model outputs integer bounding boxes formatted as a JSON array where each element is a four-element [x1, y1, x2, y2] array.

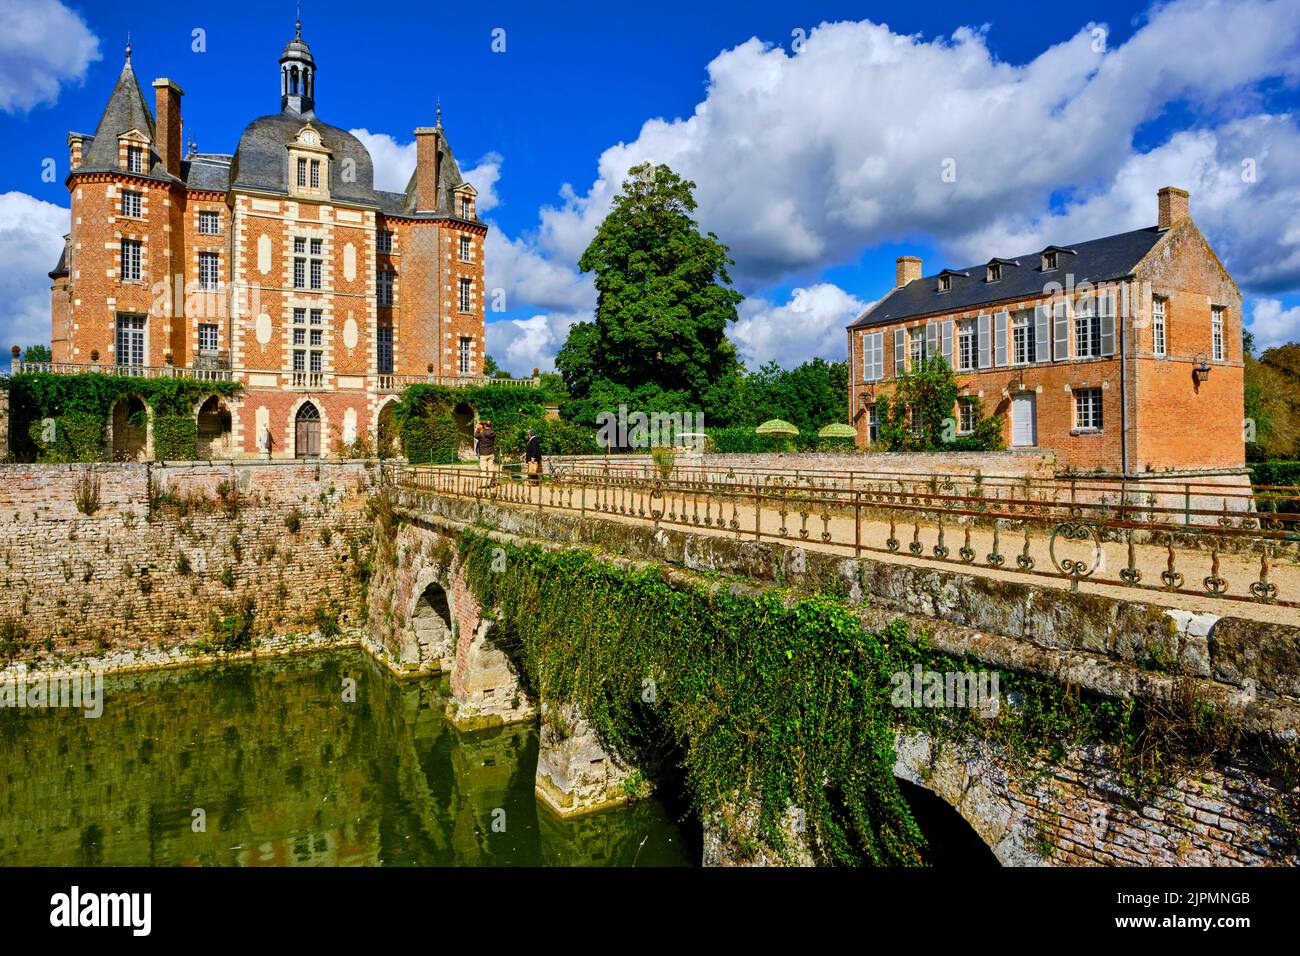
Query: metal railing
[[384, 462, 1300, 613], [10, 360, 541, 391]]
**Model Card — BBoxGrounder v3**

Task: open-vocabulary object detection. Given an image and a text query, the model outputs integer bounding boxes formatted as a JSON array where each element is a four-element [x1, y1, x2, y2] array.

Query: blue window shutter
[[1052, 301, 1069, 360], [977, 314, 991, 369], [994, 310, 1009, 367], [941, 320, 954, 368], [1034, 304, 1051, 362]]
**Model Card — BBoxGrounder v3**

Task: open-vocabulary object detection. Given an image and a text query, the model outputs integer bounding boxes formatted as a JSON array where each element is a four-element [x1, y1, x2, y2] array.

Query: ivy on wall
[[455, 529, 1258, 865], [5, 372, 241, 463], [393, 380, 577, 464]]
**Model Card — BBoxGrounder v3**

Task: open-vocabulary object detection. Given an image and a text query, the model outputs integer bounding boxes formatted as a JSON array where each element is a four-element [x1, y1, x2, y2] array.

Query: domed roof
[[280, 21, 314, 62], [230, 112, 376, 205]]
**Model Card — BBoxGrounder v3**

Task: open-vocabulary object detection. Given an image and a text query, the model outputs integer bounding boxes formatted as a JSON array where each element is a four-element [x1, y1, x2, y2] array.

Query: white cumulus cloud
[[485, 312, 587, 375], [0, 0, 99, 113], [1248, 298, 1300, 351], [731, 284, 868, 369], [0, 191, 69, 348], [350, 128, 501, 212]]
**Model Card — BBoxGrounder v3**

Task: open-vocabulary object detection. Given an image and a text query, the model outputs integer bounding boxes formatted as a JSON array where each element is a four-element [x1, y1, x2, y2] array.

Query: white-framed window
[[459, 196, 472, 218], [1012, 310, 1035, 365], [458, 336, 472, 374], [122, 189, 142, 218], [1074, 388, 1103, 431], [957, 397, 976, 435], [987, 263, 1002, 282], [866, 404, 879, 444], [198, 323, 218, 353], [1074, 296, 1100, 358], [293, 307, 306, 324], [126, 146, 144, 173], [907, 404, 923, 437], [115, 314, 145, 366], [957, 319, 977, 371], [199, 210, 220, 235], [459, 236, 472, 262], [378, 269, 394, 306], [293, 349, 305, 372], [293, 327, 305, 345], [377, 230, 393, 254], [293, 257, 306, 288], [458, 277, 472, 313], [297, 158, 308, 187], [1212, 306, 1225, 361], [309, 350, 322, 373], [310, 160, 321, 189], [310, 259, 322, 290], [1042, 251, 1058, 271], [198, 251, 219, 291], [309, 308, 322, 325], [1152, 297, 1167, 356], [908, 326, 926, 368], [377, 326, 393, 373], [310, 238, 322, 256], [938, 275, 952, 293], [308, 328, 322, 347], [293, 237, 306, 254], [120, 239, 142, 282]]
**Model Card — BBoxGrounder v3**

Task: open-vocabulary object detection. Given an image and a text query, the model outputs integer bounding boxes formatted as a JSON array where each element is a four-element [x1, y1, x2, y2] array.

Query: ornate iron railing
[[384, 462, 1300, 614]]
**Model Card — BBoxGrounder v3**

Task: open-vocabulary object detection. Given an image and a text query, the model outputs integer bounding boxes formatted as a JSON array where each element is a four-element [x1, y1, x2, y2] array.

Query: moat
[[0, 650, 694, 867]]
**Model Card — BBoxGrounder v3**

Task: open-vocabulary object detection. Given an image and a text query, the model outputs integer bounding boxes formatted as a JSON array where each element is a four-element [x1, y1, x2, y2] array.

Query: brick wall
[[0, 461, 376, 662]]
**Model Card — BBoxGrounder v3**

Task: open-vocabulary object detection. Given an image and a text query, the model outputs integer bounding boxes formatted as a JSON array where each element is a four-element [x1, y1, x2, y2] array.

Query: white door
[[1011, 393, 1037, 447]]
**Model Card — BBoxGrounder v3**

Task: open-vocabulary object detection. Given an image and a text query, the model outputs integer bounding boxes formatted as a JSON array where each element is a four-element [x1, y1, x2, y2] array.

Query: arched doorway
[[896, 778, 1000, 867], [377, 401, 401, 458], [406, 581, 454, 667], [452, 401, 475, 460], [295, 402, 321, 459], [111, 395, 148, 461], [196, 396, 233, 459]]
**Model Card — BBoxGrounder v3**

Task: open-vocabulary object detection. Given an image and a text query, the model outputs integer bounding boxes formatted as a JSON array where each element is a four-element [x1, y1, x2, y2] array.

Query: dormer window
[[126, 146, 144, 174], [987, 263, 1002, 283], [1042, 251, 1058, 271], [938, 275, 952, 293], [288, 125, 330, 199]]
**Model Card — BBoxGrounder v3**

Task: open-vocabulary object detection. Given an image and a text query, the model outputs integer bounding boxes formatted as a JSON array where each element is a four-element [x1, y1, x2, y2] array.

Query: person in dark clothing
[[476, 420, 497, 477], [525, 428, 542, 483]]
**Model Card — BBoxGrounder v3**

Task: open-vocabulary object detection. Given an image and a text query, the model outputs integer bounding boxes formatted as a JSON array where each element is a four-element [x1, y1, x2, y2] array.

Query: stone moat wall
[[0, 460, 376, 669]]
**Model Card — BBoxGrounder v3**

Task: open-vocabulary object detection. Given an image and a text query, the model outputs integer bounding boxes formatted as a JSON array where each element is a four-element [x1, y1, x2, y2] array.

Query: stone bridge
[[367, 477, 1300, 867]]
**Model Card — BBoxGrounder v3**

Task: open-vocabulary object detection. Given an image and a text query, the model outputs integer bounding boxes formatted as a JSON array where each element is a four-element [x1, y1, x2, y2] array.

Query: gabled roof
[[49, 235, 70, 279], [849, 226, 1166, 329], [78, 57, 168, 178]]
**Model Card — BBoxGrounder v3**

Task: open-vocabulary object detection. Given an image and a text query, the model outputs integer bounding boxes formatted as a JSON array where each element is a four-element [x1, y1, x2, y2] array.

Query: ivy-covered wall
[[5, 372, 241, 463]]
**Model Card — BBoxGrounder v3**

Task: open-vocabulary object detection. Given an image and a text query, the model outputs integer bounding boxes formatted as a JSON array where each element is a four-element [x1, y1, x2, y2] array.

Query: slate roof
[[230, 112, 377, 206], [49, 236, 70, 279], [77, 58, 171, 180], [182, 154, 233, 191], [849, 226, 1168, 329]]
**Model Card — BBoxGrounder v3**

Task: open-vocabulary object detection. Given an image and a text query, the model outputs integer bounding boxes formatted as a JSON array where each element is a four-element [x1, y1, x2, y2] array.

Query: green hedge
[[153, 415, 198, 461], [1250, 460, 1300, 514], [25, 411, 105, 463], [401, 412, 461, 465]]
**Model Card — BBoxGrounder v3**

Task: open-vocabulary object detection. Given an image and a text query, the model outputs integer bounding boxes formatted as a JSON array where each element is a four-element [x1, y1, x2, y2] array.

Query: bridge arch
[[403, 573, 455, 669], [892, 730, 1047, 867]]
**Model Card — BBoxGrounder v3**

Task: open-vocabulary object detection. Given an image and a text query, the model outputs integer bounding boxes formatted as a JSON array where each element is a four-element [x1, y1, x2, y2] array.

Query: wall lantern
[[1194, 353, 1211, 381]]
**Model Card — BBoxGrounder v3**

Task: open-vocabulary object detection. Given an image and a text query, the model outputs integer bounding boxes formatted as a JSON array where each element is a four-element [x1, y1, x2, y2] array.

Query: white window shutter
[[894, 328, 906, 375], [1100, 290, 1116, 356], [1034, 304, 1051, 362], [1053, 301, 1069, 360], [994, 310, 1009, 367], [941, 320, 954, 368], [925, 322, 940, 362], [977, 314, 992, 369]]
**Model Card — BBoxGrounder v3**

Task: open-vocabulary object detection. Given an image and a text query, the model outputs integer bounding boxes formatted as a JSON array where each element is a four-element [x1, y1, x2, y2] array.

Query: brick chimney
[[896, 256, 922, 288], [151, 79, 184, 178], [413, 127, 442, 213], [1157, 186, 1189, 230]]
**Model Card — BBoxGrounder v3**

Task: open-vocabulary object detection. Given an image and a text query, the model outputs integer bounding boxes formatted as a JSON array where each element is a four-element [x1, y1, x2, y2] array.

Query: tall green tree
[[556, 162, 744, 425]]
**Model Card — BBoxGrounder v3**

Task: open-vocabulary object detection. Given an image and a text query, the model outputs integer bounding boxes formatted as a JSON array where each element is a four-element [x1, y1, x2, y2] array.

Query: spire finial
[[295, 0, 302, 38], [125, 32, 132, 63], [436, 98, 442, 129]]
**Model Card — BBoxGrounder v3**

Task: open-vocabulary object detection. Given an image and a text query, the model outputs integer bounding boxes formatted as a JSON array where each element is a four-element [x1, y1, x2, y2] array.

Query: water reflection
[[0, 650, 694, 867]]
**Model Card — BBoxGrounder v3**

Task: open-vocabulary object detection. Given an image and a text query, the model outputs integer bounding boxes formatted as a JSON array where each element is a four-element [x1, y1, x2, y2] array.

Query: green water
[[0, 650, 695, 866]]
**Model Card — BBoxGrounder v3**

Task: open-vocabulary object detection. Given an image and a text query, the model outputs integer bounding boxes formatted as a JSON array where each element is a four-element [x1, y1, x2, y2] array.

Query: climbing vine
[[455, 529, 1259, 865]]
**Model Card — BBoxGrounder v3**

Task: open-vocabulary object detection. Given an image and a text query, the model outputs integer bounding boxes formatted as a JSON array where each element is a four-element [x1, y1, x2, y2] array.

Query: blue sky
[[2, 0, 1299, 373]]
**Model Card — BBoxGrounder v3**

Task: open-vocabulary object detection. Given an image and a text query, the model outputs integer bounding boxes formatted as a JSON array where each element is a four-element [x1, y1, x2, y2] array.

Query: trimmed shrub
[[153, 415, 198, 461]]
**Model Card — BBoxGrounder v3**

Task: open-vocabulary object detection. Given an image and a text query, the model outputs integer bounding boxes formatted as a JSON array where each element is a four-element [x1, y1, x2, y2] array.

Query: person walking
[[525, 428, 542, 484], [477, 419, 497, 478]]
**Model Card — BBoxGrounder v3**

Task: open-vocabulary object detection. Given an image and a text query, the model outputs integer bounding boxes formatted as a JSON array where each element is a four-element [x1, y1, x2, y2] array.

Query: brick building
[[846, 187, 1244, 476], [43, 22, 496, 459]]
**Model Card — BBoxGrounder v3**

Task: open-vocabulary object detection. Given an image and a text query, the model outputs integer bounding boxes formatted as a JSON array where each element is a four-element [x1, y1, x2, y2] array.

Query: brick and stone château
[[44, 21, 491, 459]]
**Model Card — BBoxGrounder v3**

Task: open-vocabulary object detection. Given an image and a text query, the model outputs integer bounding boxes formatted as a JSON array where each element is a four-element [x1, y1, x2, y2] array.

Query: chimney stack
[[413, 127, 442, 213], [896, 256, 922, 288], [1157, 186, 1189, 230], [151, 79, 184, 178]]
